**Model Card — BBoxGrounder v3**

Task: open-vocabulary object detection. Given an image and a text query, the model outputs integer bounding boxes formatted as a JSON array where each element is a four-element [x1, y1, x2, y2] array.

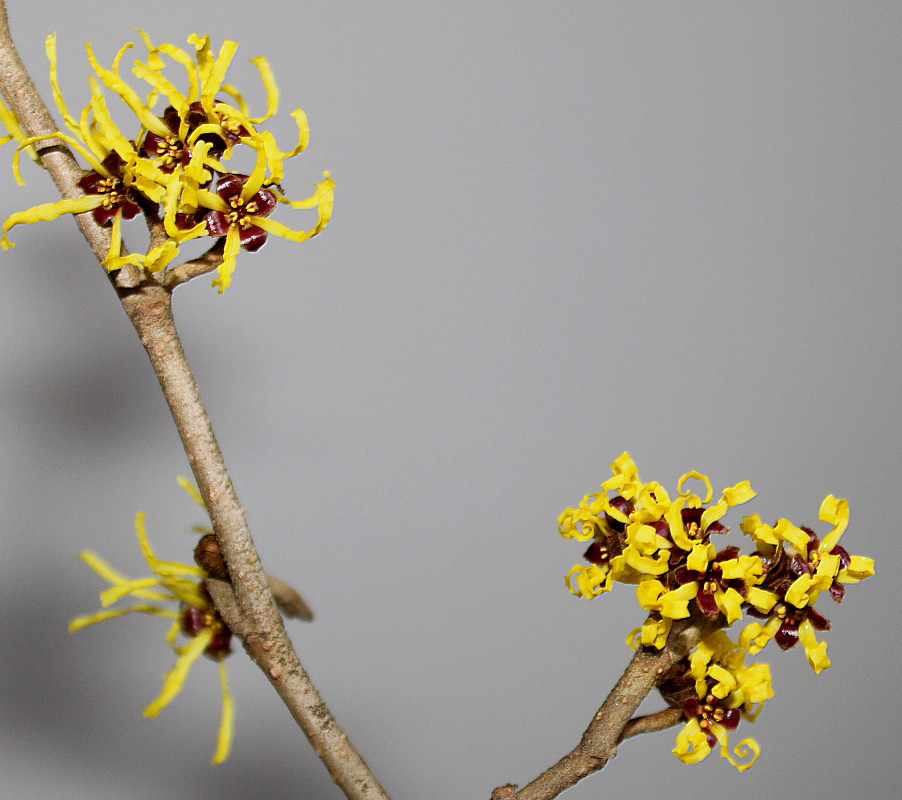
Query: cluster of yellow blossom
[[0, 32, 333, 291], [70, 478, 235, 764], [559, 452, 874, 770], [663, 631, 772, 770]]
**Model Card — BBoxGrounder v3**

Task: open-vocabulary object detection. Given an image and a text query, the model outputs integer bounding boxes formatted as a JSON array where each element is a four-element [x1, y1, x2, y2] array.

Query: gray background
[[0, 2, 899, 798]]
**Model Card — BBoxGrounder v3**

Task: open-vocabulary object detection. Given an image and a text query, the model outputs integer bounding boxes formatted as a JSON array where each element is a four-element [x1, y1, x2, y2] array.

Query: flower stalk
[[0, 6, 387, 799], [498, 618, 715, 800]]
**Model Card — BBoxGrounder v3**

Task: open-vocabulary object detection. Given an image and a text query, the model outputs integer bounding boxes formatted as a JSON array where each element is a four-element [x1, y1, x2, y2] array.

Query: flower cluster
[[660, 631, 772, 770], [70, 479, 234, 763], [0, 32, 333, 292], [559, 452, 874, 769]]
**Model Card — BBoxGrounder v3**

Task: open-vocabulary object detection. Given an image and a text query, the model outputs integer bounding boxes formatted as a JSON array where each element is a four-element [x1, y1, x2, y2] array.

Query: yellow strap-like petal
[[143, 627, 214, 717], [282, 109, 311, 158], [210, 660, 234, 764], [200, 40, 239, 112], [659, 582, 696, 619], [1, 195, 104, 249], [785, 574, 814, 608], [46, 34, 82, 134], [745, 586, 778, 614], [284, 172, 334, 220], [707, 663, 738, 699], [69, 603, 178, 633], [247, 56, 279, 123], [188, 34, 214, 83], [218, 83, 250, 117], [100, 576, 165, 607], [77, 550, 130, 585], [88, 78, 138, 161], [132, 60, 189, 122], [86, 43, 169, 137], [211, 226, 242, 293], [134, 511, 203, 577], [195, 188, 228, 213], [564, 563, 611, 598], [100, 207, 123, 268], [164, 617, 181, 647], [177, 476, 206, 507], [640, 614, 671, 649], [240, 140, 268, 202], [155, 43, 200, 102], [110, 40, 135, 75], [249, 193, 332, 243]]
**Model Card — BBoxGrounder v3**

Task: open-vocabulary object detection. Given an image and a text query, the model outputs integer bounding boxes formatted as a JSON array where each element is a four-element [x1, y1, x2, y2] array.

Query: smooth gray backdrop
[[1, 2, 899, 799]]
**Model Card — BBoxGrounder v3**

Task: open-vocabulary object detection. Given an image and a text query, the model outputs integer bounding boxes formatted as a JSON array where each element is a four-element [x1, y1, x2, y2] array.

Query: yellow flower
[[739, 494, 873, 673], [671, 631, 772, 771], [70, 505, 234, 764], [559, 453, 758, 629], [0, 33, 332, 291]]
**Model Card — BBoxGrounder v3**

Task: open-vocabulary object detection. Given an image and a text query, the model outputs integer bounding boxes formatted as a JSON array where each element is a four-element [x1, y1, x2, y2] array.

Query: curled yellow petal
[[623, 545, 670, 576], [716, 586, 745, 624], [722, 735, 760, 772], [640, 614, 671, 648], [798, 618, 830, 674], [677, 470, 713, 505], [739, 617, 779, 654], [818, 494, 849, 553], [785, 574, 815, 608], [673, 718, 711, 764], [658, 582, 696, 619], [745, 586, 778, 614], [281, 108, 311, 158], [701, 480, 756, 529], [838, 555, 875, 583], [773, 518, 810, 553], [741, 513, 778, 546], [707, 663, 738, 699], [248, 56, 279, 123], [686, 542, 713, 572], [565, 563, 612, 598], [557, 508, 600, 541]]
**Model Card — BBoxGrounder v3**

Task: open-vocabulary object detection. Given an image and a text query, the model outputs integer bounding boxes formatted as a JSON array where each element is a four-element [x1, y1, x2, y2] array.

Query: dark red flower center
[[76, 152, 142, 226], [180, 604, 232, 661], [683, 692, 740, 747], [771, 602, 831, 650], [205, 173, 278, 252], [141, 131, 191, 172]]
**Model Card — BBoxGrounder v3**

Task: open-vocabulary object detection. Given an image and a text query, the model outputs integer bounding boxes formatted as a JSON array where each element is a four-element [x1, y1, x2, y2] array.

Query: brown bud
[[194, 533, 230, 581], [267, 573, 314, 621]]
